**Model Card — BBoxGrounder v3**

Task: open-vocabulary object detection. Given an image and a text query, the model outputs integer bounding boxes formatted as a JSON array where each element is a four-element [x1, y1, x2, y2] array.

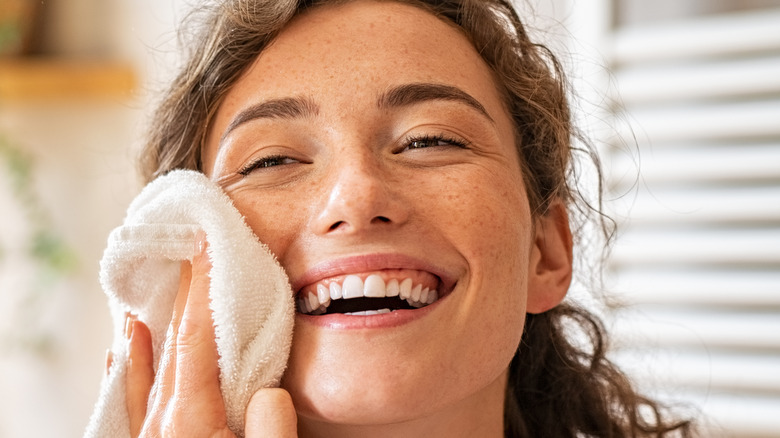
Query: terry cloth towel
[[84, 169, 295, 438]]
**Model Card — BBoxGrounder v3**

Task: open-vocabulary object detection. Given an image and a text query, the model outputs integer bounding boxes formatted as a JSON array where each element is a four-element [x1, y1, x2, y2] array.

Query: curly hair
[[139, 0, 694, 436]]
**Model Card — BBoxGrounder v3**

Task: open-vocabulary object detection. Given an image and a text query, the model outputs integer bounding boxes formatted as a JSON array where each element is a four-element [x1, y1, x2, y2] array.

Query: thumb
[[245, 388, 298, 437]]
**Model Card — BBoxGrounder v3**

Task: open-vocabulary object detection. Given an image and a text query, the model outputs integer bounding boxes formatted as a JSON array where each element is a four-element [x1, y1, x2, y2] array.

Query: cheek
[[457, 171, 531, 319], [434, 169, 532, 271], [424, 168, 531, 361], [227, 188, 304, 262]]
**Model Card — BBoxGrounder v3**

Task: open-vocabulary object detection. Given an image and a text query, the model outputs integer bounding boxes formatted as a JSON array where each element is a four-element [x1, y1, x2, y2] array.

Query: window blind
[[605, 8, 780, 437]]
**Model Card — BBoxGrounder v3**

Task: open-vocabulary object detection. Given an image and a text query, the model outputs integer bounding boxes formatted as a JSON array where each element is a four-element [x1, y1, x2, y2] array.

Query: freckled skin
[[202, 1, 553, 436]]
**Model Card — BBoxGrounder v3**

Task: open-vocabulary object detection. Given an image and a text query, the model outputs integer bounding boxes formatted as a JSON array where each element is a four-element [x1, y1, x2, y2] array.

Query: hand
[[122, 236, 298, 437]]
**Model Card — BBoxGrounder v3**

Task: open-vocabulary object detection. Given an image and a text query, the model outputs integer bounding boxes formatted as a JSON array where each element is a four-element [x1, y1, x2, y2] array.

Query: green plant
[[0, 18, 23, 52], [0, 0, 39, 56], [0, 134, 78, 356]]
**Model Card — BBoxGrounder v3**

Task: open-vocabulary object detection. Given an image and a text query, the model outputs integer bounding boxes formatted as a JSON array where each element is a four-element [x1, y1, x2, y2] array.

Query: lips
[[297, 272, 440, 315]]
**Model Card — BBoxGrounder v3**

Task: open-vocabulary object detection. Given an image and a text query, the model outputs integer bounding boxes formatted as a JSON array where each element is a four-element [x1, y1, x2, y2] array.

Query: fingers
[[126, 316, 154, 438], [123, 234, 291, 437], [134, 234, 232, 436], [245, 388, 298, 438], [142, 260, 192, 415], [173, 241, 225, 403], [157, 259, 194, 393]]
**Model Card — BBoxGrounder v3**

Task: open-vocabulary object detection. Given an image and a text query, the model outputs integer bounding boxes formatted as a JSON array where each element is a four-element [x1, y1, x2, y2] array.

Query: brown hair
[[140, 0, 694, 436]]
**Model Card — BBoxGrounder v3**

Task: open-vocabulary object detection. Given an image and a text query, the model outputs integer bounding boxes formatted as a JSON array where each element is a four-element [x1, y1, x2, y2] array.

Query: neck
[[296, 369, 508, 438]]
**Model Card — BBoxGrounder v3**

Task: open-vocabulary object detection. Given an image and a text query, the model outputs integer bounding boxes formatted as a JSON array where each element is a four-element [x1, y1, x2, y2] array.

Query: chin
[[282, 342, 441, 426], [279, 275, 526, 430]]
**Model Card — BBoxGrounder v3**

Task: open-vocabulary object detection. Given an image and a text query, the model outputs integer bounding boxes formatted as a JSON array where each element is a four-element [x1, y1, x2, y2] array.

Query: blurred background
[[0, 0, 778, 436]]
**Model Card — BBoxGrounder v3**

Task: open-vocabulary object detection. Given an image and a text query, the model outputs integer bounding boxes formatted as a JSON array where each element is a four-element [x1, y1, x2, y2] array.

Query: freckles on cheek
[[228, 192, 296, 257], [450, 181, 530, 260]]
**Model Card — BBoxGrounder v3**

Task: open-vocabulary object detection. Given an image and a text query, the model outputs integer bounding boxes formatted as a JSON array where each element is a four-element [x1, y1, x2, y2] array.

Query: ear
[[526, 200, 573, 314]]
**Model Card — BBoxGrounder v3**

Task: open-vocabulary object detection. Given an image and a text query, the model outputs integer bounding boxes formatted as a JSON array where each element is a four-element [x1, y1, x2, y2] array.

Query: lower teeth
[[344, 308, 392, 316]]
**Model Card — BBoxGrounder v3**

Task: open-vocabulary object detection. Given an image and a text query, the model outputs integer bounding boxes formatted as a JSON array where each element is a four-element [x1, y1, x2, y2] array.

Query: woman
[[120, 0, 693, 436]]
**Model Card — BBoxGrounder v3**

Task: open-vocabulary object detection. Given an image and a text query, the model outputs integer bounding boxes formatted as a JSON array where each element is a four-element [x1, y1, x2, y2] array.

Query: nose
[[312, 154, 409, 235]]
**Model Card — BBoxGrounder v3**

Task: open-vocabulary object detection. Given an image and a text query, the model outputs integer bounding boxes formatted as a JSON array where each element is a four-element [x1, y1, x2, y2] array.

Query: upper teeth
[[297, 274, 439, 315]]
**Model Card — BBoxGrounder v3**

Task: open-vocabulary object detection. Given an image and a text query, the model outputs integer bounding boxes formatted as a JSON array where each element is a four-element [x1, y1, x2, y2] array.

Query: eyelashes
[[399, 133, 469, 151], [238, 154, 300, 176], [236, 133, 470, 177]]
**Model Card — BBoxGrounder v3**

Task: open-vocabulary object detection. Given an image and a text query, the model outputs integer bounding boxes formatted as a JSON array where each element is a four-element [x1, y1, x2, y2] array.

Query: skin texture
[[125, 1, 572, 437]]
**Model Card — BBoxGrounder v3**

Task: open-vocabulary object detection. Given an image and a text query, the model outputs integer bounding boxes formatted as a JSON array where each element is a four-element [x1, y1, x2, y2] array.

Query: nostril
[[323, 216, 395, 233]]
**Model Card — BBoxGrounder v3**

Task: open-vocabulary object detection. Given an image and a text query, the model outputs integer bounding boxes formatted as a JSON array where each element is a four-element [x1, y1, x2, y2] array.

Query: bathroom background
[[1, 0, 778, 436]]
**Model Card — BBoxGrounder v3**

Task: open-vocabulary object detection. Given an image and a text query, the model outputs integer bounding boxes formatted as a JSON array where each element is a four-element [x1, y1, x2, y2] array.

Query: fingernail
[[125, 314, 135, 340], [105, 349, 113, 376], [194, 230, 207, 255]]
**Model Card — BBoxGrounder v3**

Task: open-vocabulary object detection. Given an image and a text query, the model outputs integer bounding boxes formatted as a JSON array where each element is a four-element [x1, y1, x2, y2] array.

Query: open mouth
[[297, 273, 440, 316]]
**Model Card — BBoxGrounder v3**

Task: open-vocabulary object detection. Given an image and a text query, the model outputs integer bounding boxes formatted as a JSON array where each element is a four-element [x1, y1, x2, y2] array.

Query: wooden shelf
[[0, 58, 136, 100]]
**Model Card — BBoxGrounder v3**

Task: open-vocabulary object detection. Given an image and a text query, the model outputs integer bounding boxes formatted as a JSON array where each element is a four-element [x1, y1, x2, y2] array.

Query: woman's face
[[203, 0, 565, 431]]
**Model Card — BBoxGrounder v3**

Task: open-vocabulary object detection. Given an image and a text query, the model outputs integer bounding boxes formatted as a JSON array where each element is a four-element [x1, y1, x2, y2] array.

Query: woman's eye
[[240, 154, 298, 175], [404, 135, 467, 151]]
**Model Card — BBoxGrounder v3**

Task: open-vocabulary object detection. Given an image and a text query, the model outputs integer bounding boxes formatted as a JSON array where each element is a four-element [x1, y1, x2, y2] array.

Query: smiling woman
[[107, 0, 693, 437]]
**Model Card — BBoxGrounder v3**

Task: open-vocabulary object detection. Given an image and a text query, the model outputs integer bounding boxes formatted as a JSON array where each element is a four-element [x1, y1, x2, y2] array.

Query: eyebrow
[[377, 82, 494, 123], [220, 83, 492, 143], [221, 96, 320, 141]]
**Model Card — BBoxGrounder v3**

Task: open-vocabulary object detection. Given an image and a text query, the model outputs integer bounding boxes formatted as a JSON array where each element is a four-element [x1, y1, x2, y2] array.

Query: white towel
[[84, 169, 295, 438]]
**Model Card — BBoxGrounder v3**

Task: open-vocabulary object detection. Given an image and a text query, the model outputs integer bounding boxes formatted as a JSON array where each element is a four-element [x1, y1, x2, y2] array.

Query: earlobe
[[526, 201, 573, 314]]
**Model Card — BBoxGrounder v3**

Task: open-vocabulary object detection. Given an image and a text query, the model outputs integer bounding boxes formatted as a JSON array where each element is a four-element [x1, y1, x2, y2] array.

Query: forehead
[[227, 1, 505, 109], [203, 0, 516, 161], [272, 1, 475, 75]]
